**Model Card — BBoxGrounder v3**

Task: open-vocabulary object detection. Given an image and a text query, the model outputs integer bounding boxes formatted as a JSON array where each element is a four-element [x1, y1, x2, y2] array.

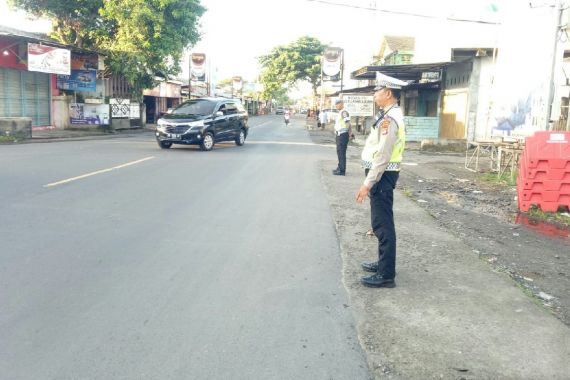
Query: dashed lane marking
[[43, 156, 155, 188]]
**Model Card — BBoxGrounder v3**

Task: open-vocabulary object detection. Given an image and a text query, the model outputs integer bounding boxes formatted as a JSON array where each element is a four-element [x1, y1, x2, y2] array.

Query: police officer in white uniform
[[332, 99, 351, 176], [356, 72, 408, 288]]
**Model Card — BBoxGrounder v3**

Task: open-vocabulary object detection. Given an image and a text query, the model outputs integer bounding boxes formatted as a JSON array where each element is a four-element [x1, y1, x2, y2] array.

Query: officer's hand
[[356, 185, 369, 203]]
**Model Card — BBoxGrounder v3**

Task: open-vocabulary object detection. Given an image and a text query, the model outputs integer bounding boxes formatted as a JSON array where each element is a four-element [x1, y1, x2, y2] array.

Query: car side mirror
[[215, 111, 224, 118]]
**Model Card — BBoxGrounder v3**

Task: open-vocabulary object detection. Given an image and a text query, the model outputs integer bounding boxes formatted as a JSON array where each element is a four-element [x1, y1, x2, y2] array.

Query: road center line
[[43, 156, 155, 188]]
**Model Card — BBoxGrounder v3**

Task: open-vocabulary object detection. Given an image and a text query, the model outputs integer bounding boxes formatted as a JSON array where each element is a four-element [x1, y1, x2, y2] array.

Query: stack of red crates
[[517, 131, 570, 212]]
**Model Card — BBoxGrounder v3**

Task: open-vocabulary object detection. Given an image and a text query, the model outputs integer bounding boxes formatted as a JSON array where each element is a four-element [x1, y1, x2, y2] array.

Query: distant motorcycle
[[284, 112, 290, 126]]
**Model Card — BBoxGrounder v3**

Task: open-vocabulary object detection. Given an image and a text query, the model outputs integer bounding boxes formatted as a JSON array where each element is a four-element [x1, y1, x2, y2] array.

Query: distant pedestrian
[[356, 72, 408, 288], [318, 109, 327, 129], [332, 99, 350, 176]]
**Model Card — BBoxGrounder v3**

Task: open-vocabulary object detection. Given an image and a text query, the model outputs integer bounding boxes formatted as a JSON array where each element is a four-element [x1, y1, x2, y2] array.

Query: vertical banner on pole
[[322, 47, 342, 82], [191, 53, 206, 81]]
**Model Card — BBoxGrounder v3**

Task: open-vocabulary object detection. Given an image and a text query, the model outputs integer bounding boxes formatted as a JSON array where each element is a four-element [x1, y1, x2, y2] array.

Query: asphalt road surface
[[0, 116, 371, 379]]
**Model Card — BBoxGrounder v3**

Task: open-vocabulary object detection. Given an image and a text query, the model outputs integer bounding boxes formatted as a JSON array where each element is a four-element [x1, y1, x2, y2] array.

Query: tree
[[8, 0, 205, 97], [258, 36, 326, 101]]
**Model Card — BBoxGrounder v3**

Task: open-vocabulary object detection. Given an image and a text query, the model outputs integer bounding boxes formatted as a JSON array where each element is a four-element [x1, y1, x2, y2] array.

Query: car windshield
[[172, 100, 215, 116]]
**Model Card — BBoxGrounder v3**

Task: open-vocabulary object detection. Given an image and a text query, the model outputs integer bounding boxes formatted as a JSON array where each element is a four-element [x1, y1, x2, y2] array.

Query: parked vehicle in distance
[[275, 106, 285, 115], [155, 97, 248, 151]]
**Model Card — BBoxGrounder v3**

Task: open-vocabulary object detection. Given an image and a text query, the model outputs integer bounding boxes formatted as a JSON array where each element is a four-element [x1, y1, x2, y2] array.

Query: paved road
[[0, 116, 370, 379]]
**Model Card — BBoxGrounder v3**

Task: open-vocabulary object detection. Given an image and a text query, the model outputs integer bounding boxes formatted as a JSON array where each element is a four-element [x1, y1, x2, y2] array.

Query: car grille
[[164, 125, 190, 134]]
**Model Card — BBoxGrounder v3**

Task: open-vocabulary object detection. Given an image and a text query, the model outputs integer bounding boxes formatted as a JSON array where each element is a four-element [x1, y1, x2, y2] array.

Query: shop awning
[[351, 62, 453, 81]]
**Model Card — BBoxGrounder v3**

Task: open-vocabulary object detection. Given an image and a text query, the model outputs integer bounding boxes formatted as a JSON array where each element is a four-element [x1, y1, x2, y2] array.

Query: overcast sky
[[2, 0, 547, 95], [1, 0, 503, 78], [189, 0, 502, 82]]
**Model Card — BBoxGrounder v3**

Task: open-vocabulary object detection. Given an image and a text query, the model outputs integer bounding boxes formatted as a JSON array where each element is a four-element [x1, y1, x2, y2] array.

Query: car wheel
[[200, 132, 215, 151], [158, 140, 172, 149], [235, 129, 246, 146]]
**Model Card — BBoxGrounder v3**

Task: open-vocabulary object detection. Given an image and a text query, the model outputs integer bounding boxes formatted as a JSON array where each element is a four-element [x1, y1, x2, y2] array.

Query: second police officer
[[356, 72, 408, 288], [332, 99, 351, 176]]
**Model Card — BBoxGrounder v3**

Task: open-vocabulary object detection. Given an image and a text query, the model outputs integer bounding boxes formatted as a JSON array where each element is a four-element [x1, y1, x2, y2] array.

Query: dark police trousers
[[366, 170, 399, 279], [335, 132, 349, 173]]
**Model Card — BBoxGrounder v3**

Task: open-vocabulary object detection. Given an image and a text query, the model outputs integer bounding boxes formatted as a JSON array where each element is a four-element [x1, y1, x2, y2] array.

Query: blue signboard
[[57, 69, 97, 92]]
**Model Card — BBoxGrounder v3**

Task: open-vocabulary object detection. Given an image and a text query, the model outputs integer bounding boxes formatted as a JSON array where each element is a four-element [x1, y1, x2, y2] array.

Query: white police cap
[[374, 72, 408, 90]]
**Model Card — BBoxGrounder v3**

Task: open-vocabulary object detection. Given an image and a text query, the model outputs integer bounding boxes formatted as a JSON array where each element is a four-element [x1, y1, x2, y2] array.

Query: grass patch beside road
[[0, 135, 17, 143], [478, 170, 570, 226], [479, 170, 518, 187], [527, 207, 570, 227]]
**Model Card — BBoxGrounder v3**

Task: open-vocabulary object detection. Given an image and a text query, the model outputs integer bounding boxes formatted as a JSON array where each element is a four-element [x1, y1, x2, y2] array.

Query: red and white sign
[[27, 43, 70, 75]]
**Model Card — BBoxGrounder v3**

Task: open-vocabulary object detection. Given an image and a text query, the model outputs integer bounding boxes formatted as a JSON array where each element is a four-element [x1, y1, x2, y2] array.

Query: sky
[[0, 0, 537, 94], [0, 0, 561, 131], [188, 0, 502, 83]]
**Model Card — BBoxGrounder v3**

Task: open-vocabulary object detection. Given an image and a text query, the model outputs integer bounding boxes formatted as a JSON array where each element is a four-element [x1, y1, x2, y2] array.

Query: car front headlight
[[189, 120, 205, 130], [156, 119, 168, 131]]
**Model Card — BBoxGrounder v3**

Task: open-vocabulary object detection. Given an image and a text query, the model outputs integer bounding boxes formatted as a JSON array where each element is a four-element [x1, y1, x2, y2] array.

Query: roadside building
[[0, 26, 109, 134], [144, 79, 183, 124]]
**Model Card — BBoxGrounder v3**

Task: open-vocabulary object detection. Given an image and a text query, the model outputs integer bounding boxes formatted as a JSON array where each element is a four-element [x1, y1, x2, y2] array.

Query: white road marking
[[44, 156, 155, 188], [247, 140, 335, 148]]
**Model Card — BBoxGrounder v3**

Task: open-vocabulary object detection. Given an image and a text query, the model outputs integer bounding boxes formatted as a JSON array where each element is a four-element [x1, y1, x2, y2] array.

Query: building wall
[[472, 56, 495, 141]]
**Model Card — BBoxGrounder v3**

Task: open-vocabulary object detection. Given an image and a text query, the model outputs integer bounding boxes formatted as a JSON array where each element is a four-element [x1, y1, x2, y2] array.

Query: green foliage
[[8, 0, 102, 47], [258, 36, 326, 100], [9, 0, 205, 98], [527, 206, 570, 227], [479, 170, 518, 187], [0, 135, 17, 143]]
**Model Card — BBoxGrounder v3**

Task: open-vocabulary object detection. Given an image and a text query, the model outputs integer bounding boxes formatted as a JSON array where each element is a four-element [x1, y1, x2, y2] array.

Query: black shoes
[[361, 261, 379, 273], [332, 169, 345, 176], [361, 274, 395, 288]]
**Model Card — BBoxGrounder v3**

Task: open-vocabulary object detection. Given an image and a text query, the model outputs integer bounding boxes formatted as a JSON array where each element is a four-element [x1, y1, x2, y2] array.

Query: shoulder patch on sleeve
[[381, 116, 398, 135], [341, 111, 349, 118]]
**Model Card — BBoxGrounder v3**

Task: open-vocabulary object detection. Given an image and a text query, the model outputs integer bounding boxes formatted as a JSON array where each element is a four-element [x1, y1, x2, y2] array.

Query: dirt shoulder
[[312, 130, 570, 379]]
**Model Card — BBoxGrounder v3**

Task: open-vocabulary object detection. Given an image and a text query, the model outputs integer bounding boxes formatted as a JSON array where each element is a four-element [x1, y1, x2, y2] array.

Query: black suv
[[155, 97, 249, 151]]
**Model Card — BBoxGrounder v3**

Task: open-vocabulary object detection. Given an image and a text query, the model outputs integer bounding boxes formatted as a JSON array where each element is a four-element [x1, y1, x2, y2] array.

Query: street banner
[[56, 69, 97, 92], [71, 53, 99, 71], [232, 76, 243, 92], [69, 103, 109, 125], [27, 43, 70, 75], [342, 94, 374, 117], [322, 47, 342, 82], [191, 53, 206, 81]]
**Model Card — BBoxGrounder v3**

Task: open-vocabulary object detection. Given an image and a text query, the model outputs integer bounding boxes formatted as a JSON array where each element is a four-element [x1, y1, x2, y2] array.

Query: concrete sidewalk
[[29, 126, 155, 142], [321, 157, 570, 379]]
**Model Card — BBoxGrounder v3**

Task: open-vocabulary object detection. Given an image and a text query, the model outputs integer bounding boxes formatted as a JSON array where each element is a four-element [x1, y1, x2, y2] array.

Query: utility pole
[[320, 56, 325, 112], [546, 0, 563, 130], [188, 54, 192, 101], [340, 48, 344, 95]]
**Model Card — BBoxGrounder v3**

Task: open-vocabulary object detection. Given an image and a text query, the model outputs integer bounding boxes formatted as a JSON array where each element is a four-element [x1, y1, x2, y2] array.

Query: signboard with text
[[342, 94, 374, 117]]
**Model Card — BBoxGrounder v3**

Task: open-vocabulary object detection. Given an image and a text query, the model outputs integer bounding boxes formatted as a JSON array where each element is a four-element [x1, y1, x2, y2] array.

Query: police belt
[[335, 128, 349, 136], [386, 162, 401, 171]]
